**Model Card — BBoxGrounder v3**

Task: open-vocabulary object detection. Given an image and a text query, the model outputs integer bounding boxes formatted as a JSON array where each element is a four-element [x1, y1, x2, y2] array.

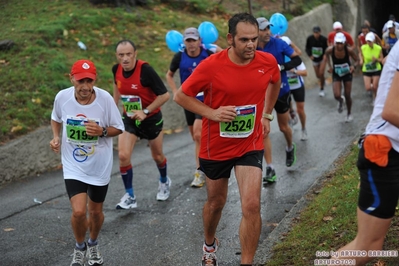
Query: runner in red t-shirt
[[327, 21, 355, 48], [174, 13, 281, 266], [113, 40, 171, 209]]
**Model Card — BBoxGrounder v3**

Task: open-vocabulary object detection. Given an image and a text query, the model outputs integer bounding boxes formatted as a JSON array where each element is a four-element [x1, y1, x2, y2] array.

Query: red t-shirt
[[328, 30, 354, 46], [115, 60, 161, 116], [181, 48, 280, 161], [358, 33, 366, 46]]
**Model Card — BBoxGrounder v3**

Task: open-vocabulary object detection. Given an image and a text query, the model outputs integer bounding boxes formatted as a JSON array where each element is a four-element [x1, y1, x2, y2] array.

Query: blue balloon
[[165, 30, 183, 52], [198, 21, 219, 44], [270, 13, 288, 36]]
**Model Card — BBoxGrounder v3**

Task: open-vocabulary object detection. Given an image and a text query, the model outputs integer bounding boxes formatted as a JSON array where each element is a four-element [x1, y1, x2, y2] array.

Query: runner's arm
[[319, 47, 332, 74], [382, 70, 399, 127], [50, 120, 62, 153], [113, 83, 121, 106], [166, 70, 178, 95], [174, 87, 236, 122], [262, 78, 281, 136], [281, 54, 302, 71]]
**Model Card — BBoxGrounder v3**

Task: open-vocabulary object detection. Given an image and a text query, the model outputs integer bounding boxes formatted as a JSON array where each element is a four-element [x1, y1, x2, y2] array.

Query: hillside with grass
[[0, 0, 331, 144]]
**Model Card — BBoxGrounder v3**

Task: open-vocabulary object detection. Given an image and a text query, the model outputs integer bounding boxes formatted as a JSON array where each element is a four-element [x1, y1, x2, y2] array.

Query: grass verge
[[265, 144, 399, 266]]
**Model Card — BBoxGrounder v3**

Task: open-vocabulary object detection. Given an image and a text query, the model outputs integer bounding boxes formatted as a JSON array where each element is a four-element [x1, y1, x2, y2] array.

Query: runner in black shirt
[[305, 26, 328, 97]]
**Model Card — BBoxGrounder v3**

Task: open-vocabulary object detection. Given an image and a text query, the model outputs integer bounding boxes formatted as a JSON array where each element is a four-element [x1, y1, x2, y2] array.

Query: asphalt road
[[0, 76, 373, 266]]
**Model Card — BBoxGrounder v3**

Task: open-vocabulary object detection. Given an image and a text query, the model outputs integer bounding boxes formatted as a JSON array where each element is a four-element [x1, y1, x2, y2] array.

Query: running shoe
[[286, 143, 297, 167], [289, 111, 298, 126], [116, 193, 137, 209], [301, 129, 308, 141], [202, 238, 219, 266], [191, 170, 205, 187], [319, 90, 325, 97], [157, 176, 171, 201], [345, 115, 353, 123], [87, 244, 103, 266], [337, 95, 345, 113], [263, 166, 277, 183], [70, 246, 86, 266]]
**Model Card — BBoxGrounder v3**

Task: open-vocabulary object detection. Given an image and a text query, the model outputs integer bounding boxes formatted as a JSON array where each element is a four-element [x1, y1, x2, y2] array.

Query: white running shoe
[[202, 238, 219, 266], [337, 95, 345, 113], [70, 247, 86, 266], [191, 170, 205, 187], [157, 177, 171, 201], [116, 193, 137, 209], [319, 90, 325, 97], [289, 111, 298, 126], [345, 115, 353, 123], [87, 244, 103, 266], [301, 129, 308, 141]]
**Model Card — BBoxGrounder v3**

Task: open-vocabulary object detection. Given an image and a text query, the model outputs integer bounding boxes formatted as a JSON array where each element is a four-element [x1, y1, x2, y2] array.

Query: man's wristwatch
[[100, 127, 108, 138], [278, 64, 285, 71], [262, 113, 274, 121], [143, 108, 150, 115]]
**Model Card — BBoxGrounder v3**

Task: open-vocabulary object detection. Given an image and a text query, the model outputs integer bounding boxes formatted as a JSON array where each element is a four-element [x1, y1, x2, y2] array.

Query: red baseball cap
[[70, 59, 97, 80]]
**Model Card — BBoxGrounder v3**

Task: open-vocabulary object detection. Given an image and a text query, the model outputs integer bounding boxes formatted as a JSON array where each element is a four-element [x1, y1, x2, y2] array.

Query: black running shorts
[[199, 150, 263, 180], [362, 70, 382, 77], [357, 145, 399, 219], [274, 92, 291, 114], [64, 179, 109, 203], [184, 109, 202, 127], [333, 73, 352, 82], [290, 86, 305, 103], [123, 111, 163, 140]]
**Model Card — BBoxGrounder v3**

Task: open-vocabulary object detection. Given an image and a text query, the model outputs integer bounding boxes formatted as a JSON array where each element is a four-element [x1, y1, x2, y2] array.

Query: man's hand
[[130, 110, 147, 121], [210, 106, 237, 122], [261, 118, 271, 138], [84, 120, 102, 136], [49, 137, 61, 153]]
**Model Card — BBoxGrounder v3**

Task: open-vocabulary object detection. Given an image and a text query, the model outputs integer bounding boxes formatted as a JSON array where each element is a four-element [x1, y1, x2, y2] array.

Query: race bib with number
[[334, 63, 350, 77], [219, 105, 256, 138], [121, 95, 142, 117], [66, 116, 99, 145], [365, 62, 377, 72], [287, 72, 300, 87], [312, 47, 323, 58]]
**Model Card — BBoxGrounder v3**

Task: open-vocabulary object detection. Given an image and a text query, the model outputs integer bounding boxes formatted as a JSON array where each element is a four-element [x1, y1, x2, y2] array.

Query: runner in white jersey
[[335, 42, 399, 265], [286, 61, 308, 140], [50, 59, 124, 266], [281, 36, 309, 141]]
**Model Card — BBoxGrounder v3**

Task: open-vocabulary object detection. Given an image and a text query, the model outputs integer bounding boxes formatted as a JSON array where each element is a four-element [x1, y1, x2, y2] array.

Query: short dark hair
[[361, 24, 370, 30], [115, 39, 136, 51], [228, 13, 258, 37], [313, 26, 321, 33]]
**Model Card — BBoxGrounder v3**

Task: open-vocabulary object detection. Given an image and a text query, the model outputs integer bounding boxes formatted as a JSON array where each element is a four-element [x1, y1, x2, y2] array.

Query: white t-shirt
[[51, 86, 124, 186], [382, 21, 399, 33], [365, 41, 399, 152], [287, 62, 306, 90]]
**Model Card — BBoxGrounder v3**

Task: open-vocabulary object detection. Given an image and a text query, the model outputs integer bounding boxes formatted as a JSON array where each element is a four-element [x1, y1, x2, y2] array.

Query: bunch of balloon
[[198, 21, 218, 45], [270, 13, 288, 36], [165, 22, 219, 53], [165, 30, 184, 53]]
